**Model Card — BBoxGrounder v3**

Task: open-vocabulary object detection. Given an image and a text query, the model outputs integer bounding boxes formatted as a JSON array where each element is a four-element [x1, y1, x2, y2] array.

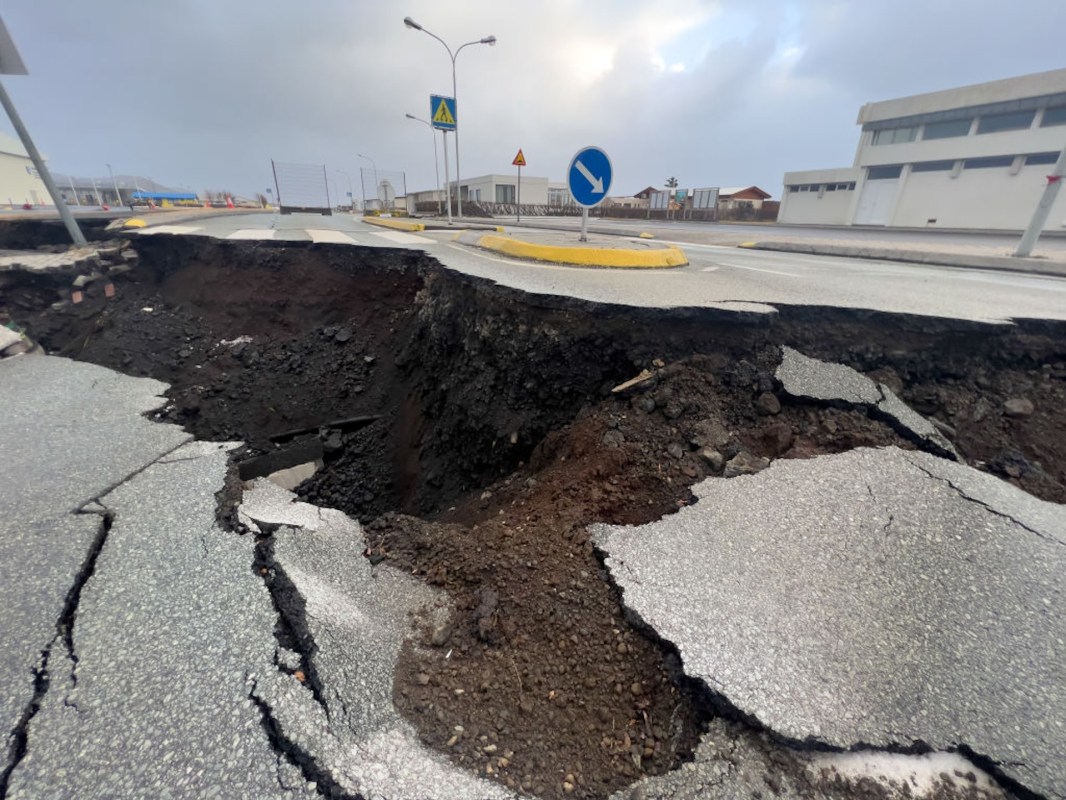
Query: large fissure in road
[[4, 234, 1065, 799]]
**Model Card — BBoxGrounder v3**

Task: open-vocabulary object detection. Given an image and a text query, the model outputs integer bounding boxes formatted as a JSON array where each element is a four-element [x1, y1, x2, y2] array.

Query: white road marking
[[137, 225, 203, 235], [718, 262, 802, 278], [226, 229, 277, 240], [305, 229, 358, 245], [371, 230, 435, 245], [701, 266, 719, 272]]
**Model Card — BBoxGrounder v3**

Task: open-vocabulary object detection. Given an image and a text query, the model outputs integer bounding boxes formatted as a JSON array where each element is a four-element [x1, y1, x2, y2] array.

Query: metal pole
[[0, 79, 85, 243], [358, 168, 367, 212], [322, 165, 331, 211], [517, 164, 521, 223], [271, 159, 282, 208], [68, 176, 80, 206], [580, 207, 588, 242], [107, 163, 121, 205], [432, 129, 442, 216], [452, 57, 461, 219], [91, 177, 100, 206], [1014, 146, 1066, 258], [441, 130, 453, 225]]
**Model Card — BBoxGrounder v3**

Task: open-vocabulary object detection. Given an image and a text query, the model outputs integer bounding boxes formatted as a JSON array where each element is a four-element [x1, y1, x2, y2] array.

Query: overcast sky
[[3, 1, 1066, 200]]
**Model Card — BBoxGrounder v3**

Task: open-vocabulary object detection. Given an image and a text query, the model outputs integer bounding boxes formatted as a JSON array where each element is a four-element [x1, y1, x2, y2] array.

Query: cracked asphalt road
[[595, 446, 1066, 798], [0, 355, 518, 799], [0, 356, 191, 792]]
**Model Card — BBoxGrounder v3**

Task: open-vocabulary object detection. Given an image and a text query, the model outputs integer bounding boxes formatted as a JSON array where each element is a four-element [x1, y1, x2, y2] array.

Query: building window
[[495, 184, 516, 203], [1024, 152, 1060, 166], [871, 126, 918, 145], [922, 119, 972, 140], [911, 160, 955, 172], [976, 110, 1035, 134], [963, 156, 1015, 169], [867, 165, 903, 180], [1042, 106, 1066, 127]]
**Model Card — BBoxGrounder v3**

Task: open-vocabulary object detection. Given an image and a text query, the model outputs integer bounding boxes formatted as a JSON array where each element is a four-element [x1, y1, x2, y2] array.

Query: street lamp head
[[481, 35, 497, 46], [405, 113, 416, 120], [403, 16, 422, 30]]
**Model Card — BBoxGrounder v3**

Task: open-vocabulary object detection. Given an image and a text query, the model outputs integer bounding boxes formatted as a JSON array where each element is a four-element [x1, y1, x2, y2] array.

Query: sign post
[[431, 94, 457, 225], [512, 149, 525, 223], [0, 16, 85, 244], [566, 145, 613, 242]]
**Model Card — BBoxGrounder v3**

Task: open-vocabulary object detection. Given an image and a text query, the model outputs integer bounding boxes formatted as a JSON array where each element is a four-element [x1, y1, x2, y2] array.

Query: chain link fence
[[271, 160, 332, 215]]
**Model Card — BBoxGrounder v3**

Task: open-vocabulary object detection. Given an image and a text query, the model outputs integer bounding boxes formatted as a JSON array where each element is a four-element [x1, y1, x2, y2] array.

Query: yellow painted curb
[[123, 218, 147, 228], [476, 234, 687, 268], [738, 242, 757, 248], [363, 217, 425, 232], [638, 232, 654, 239]]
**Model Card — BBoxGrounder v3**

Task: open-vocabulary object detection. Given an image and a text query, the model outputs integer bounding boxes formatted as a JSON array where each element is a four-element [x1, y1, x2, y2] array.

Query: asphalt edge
[[738, 240, 1066, 278], [474, 233, 688, 269]]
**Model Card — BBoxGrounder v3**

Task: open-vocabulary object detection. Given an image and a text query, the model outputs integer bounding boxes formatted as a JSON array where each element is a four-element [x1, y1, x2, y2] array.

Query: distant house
[[633, 186, 660, 200], [717, 186, 772, 211], [604, 195, 647, 209]]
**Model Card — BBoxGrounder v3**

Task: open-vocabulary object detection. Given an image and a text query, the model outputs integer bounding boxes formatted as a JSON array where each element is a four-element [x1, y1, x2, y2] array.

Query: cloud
[[2, 0, 1065, 199]]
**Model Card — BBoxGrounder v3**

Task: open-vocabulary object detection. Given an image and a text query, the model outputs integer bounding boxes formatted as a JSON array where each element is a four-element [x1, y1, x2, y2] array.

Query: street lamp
[[357, 153, 379, 211], [336, 170, 354, 213], [404, 16, 496, 219], [405, 113, 442, 217]]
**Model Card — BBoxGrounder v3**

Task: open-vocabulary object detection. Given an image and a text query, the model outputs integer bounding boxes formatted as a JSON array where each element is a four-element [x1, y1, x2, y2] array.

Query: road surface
[[147, 211, 1066, 324]]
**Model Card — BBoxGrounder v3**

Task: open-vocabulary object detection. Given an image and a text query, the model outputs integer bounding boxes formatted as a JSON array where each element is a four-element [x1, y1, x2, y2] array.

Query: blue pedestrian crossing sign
[[567, 145, 612, 208], [430, 95, 457, 131]]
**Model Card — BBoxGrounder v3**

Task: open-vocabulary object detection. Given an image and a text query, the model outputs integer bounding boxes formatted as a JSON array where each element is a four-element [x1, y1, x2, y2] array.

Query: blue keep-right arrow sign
[[567, 146, 613, 208]]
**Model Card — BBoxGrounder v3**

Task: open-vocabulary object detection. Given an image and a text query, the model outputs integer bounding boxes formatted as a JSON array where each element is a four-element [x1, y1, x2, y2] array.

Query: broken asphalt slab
[[776, 346, 958, 458], [594, 446, 1066, 799], [4, 440, 317, 799], [611, 718, 1007, 800], [241, 480, 516, 799], [0, 356, 190, 786]]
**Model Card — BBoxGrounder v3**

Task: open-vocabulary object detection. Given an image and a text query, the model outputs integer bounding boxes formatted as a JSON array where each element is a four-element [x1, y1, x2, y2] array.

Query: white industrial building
[[0, 131, 48, 208], [779, 68, 1066, 230]]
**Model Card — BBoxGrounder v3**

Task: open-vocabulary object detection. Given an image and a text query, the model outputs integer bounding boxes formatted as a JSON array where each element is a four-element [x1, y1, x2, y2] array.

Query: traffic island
[[459, 229, 688, 268], [362, 216, 426, 232]]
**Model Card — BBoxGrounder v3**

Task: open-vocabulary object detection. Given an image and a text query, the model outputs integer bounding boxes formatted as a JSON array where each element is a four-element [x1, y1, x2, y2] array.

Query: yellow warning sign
[[512, 149, 526, 167], [432, 98, 455, 127]]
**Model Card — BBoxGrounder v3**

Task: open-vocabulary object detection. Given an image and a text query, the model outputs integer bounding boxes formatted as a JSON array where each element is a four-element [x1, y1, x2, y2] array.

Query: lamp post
[[404, 16, 495, 220], [336, 170, 354, 212], [405, 113, 443, 217], [357, 153, 379, 211]]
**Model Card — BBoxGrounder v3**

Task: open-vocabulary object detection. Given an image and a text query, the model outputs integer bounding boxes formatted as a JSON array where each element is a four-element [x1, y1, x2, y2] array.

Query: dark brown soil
[[365, 356, 914, 798], [2, 234, 1063, 799]]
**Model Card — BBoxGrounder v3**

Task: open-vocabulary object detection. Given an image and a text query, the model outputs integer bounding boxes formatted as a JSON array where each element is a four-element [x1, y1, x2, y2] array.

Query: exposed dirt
[[3, 233, 1064, 799]]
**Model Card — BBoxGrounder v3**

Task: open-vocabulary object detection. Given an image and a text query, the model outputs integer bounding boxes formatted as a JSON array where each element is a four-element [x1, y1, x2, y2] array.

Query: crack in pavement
[[246, 676, 359, 800], [901, 452, 1065, 549], [70, 437, 193, 515], [0, 507, 113, 799], [252, 534, 331, 720]]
